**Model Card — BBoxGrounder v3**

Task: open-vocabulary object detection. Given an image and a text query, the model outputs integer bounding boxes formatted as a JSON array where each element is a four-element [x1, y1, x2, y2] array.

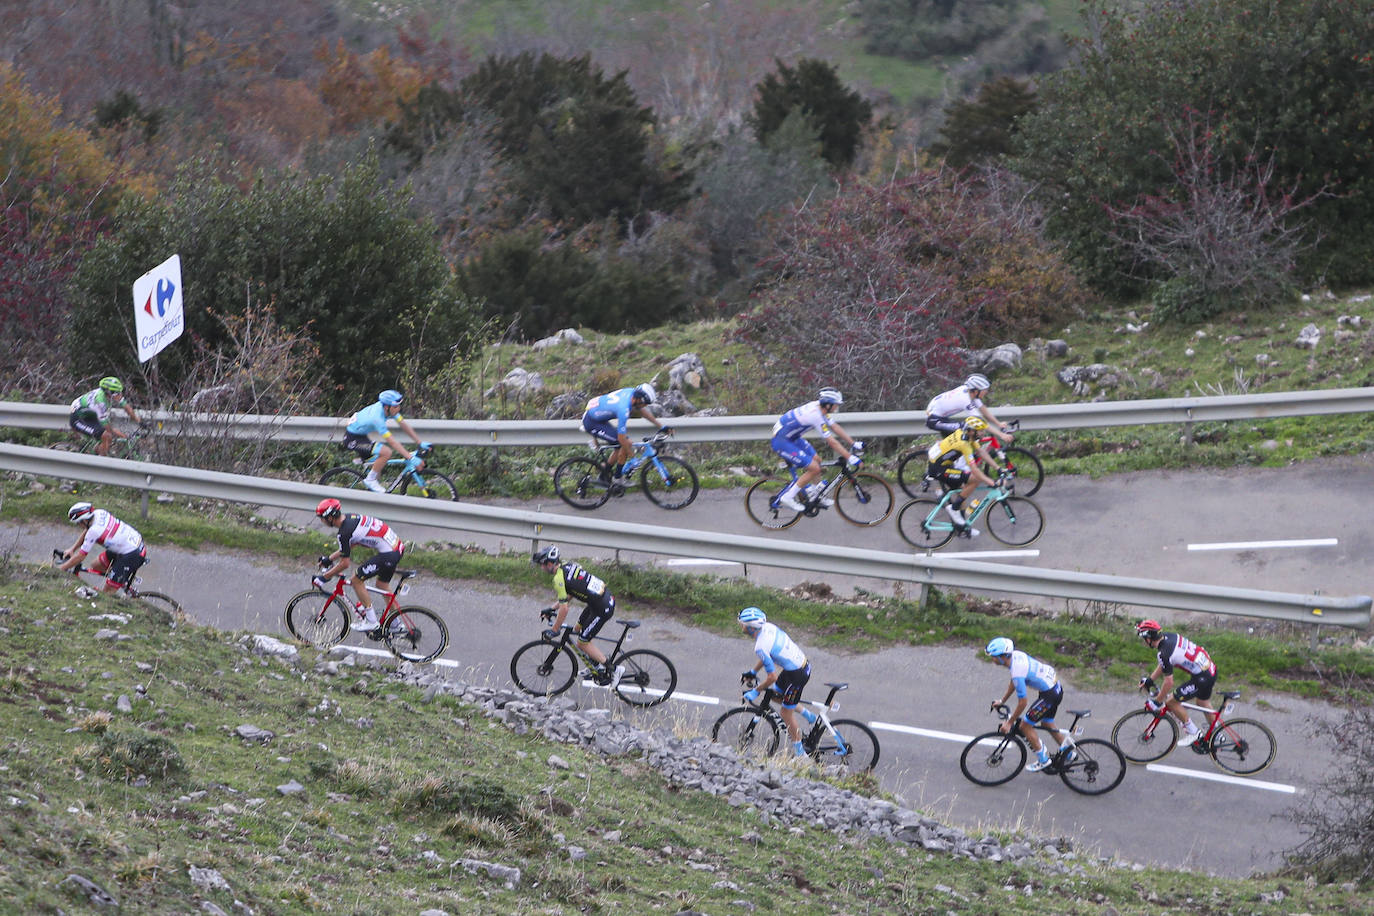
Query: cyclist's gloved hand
[[541, 628, 558, 642], [539, 608, 556, 623], [1138, 675, 1155, 691], [404, 455, 422, 470], [740, 670, 757, 685], [846, 454, 862, 468], [852, 440, 865, 453], [311, 576, 328, 591], [420, 441, 433, 450], [660, 425, 674, 436], [743, 689, 761, 704]]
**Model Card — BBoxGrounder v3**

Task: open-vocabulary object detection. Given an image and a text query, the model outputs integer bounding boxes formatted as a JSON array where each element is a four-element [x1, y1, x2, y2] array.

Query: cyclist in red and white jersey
[[313, 498, 405, 632], [57, 502, 148, 592], [1135, 619, 1217, 752]]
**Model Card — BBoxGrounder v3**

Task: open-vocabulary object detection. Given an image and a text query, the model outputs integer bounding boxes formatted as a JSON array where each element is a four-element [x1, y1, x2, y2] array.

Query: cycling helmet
[[962, 416, 988, 432], [68, 501, 96, 523], [817, 387, 844, 406], [315, 498, 343, 520], [633, 383, 657, 405], [1136, 619, 1162, 639], [532, 545, 561, 565], [99, 376, 124, 394], [738, 606, 767, 626], [985, 636, 1014, 657], [964, 374, 990, 392], [378, 389, 403, 407]]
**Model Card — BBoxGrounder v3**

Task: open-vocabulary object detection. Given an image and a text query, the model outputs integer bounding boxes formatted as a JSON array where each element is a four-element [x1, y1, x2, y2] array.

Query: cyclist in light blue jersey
[[342, 389, 429, 493], [580, 382, 671, 493], [738, 607, 814, 757], [984, 637, 1073, 772], [769, 387, 863, 512]]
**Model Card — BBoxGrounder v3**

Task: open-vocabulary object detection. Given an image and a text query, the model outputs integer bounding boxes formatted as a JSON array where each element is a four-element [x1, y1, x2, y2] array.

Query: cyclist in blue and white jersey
[[738, 607, 814, 757], [985, 637, 1073, 772], [342, 389, 428, 493], [69, 376, 142, 456], [925, 374, 1013, 444], [580, 383, 671, 494], [769, 388, 863, 512]]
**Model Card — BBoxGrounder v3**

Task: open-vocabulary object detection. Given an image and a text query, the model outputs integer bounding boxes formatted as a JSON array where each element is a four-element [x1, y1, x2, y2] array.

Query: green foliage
[[750, 57, 873, 169], [859, 0, 1019, 59], [90, 729, 185, 782], [91, 89, 163, 143], [930, 77, 1037, 168]]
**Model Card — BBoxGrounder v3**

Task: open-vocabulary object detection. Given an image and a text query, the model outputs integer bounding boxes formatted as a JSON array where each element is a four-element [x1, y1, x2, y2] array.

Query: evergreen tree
[[750, 58, 873, 169]]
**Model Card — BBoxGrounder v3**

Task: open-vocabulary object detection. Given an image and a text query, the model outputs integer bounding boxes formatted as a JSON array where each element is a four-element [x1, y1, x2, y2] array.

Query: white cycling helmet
[[964, 374, 990, 392], [738, 606, 767, 626], [817, 387, 844, 406], [68, 501, 96, 523], [985, 636, 1014, 657]]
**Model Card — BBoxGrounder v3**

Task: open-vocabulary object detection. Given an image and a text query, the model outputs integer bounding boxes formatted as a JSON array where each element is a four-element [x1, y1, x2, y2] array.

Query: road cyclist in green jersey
[[342, 389, 430, 494], [738, 606, 815, 758], [532, 545, 624, 688], [69, 376, 143, 456], [984, 637, 1074, 772]]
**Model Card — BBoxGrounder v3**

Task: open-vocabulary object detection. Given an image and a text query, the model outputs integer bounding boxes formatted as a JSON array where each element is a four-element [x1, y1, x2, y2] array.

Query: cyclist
[[342, 389, 429, 494], [580, 383, 671, 495], [768, 387, 863, 513], [69, 376, 143, 456], [984, 637, 1073, 772], [532, 545, 624, 688], [312, 498, 405, 633], [1135, 619, 1217, 752], [57, 501, 147, 594], [925, 416, 1002, 534], [925, 375, 1013, 444], [738, 607, 815, 757]]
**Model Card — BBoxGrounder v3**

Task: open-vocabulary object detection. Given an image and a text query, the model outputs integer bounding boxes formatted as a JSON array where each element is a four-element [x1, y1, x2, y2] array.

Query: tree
[[750, 58, 873, 169], [1287, 701, 1374, 881], [930, 77, 1036, 169]]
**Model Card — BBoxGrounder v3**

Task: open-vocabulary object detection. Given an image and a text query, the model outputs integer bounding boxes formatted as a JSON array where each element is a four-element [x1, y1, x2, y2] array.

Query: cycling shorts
[[580, 415, 622, 446], [356, 549, 402, 583], [71, 408, 105, 438], [926, 415, 962, 435], [926, 461, 969, 489], [1024, 684, 1063, 725], [770, 434, 817, 470], [342, 431, 381, 458], [101, 546, 147, 588], [774, 663, 811, 708], [574, 596, 616, 642], [1175, 670, 1217, 702]]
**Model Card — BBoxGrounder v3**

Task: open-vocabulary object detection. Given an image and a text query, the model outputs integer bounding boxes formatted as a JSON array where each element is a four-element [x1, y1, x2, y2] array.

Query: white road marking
[[1186, 538, 1337, 551], [1145, 762, 1296, 794], [870, 721, 975, 743]]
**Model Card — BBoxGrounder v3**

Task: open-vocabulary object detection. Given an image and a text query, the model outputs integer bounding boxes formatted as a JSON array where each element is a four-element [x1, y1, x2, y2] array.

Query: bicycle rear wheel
[[983, 496, 1045, 547], [612, 649, 677, 707], [382, 605, 449, 663], [553, 457, 611, 510], [283, 590, 350, 649], [1111, 709, 1178, 764], [959, 732, 1027, 786], [319, 467, 371, 491], [1057, 738, 1126, 795], [510, 640, 578, 696], [711, 707, 782, 757], [640, 457, 699, 510], [998, 447, 1044, 497], [401, 470, 459, 501], [814, 718, 880, 772], [1209, 718, 1277, 776], [744, 477, 802, 530], [896, 498, 955, 549], [834, 473, 894, 526], [894, 451, 929, 500], [134, 591, 182, 623]]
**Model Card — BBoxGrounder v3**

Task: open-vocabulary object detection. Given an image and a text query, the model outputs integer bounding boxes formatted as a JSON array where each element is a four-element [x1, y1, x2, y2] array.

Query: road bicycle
[[1111, 687, 1277, 776], [50, 548, 182, 621], [896, 419, 1043, 499], [509, 614, 678, 707], [710, 677, 880, 772], [553, 431, 699, 511], [894, 479, 1045, 549], [283, 566, 449, 663], [744, 448, 894, 530], [960, 703, 1126, 795], [319, 443, 458, 501], [50, 423, 155, 462]]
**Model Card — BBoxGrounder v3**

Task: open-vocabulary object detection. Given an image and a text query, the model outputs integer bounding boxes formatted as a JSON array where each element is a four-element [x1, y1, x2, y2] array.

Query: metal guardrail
[[2, 443, 1366, 629], [5, 386, 1374, 446]]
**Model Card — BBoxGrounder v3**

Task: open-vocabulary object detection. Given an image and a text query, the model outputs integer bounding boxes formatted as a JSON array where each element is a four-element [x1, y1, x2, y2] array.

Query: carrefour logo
[[143, 277, 177, 318]]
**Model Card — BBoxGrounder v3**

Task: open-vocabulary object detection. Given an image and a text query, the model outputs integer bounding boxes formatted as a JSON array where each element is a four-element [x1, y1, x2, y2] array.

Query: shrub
[[91, 729, 185, 782]]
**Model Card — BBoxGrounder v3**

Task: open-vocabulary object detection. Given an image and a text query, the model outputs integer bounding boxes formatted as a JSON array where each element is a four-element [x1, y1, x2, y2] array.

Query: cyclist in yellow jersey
[[532, 545, 623, 687], [925, 416, 1001, 534]]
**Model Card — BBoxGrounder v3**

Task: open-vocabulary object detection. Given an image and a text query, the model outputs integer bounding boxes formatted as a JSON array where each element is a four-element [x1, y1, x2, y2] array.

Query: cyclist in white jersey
[[58, 502, 148, 592], [768, 387, 863, 513], [925, 374, 1013, 444], [312, 498, 405, 632], [1135, 619, 1218, 752], [985, 637, 1073, 772], [738, 607, 815, 757]]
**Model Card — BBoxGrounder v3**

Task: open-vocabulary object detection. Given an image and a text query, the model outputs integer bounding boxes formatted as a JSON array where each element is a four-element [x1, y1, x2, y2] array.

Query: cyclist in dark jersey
[[532, 545, 622, 686], [313, 498, 405, 633], [1136, 619, 1218, 752]]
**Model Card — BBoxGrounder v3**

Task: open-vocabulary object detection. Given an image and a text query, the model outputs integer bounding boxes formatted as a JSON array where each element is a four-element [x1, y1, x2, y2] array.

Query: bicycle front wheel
[[834, 473, 894, 526], [319, 467, 370, 491], [612, 649, 677, 707], [896, 498, 954, 549], [894, 451, 929, 500], [510, 640, 578, 696], [1057, 738, 1126, 795], [1209, 718, 1277, 776], [959, 731, 1027, 786], [401, 470, 459, 501], [553, 457, 611, 510], [383, 606, 449, 663], [815, 718, 880, 772], [1111, 708, 1178, 764], [744, 477, 801, 530], [283, 590, 351, 649], [711, 707, 782, 757], [984, 496, 1045, 547], [640, 457, 699, 510], [135, 591, 182, 623], [1000, 447, 1044, 497]]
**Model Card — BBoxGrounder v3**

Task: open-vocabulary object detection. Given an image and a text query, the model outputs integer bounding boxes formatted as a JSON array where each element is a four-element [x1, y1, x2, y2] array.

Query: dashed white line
[[1187, 538, 1337, 551]]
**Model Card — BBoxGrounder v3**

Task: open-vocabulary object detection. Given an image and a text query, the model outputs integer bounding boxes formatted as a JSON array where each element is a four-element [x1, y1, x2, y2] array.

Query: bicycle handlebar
[[990, 702, 1011, 720]]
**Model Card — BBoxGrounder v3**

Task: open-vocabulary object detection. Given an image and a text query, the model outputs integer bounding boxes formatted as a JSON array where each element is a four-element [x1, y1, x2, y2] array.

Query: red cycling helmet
[[1135, 619, 1162, 638], [316, 498, 343, 520]]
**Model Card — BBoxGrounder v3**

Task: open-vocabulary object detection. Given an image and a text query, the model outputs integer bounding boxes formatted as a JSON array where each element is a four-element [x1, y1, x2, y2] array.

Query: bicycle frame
[[548, 620, 636, 678], [593, 435, 673, 481], [315, 573, 410, 625], [749, 682, 852, 754], [772, 456, 857, 513], [915, 481, 1012, 532], [1143, 693, 1233, 744]]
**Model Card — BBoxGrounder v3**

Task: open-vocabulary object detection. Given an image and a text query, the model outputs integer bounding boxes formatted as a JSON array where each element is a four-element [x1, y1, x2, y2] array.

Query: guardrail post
[[140, 475, 151, 520], [1182, 407, 1195, 446]]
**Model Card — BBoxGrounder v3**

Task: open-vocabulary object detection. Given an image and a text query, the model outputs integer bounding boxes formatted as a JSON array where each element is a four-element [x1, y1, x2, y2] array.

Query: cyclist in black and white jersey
[[313, 498, 405, 633], [1135, 619, 1218, 752], [925, 375, 1013, 444], [57, 501, 147, 592], [532, 545, 623, 687]]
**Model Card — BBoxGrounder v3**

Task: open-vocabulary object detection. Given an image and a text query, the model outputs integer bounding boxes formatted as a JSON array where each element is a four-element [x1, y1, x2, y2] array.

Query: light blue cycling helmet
[[985, 637, 1014, 657], [738, 606, 767, 626], [378, 389, 403, 407]]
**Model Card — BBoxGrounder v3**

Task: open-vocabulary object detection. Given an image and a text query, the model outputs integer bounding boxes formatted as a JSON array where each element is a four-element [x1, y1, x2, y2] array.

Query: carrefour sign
[[133, 254, 184, 363]]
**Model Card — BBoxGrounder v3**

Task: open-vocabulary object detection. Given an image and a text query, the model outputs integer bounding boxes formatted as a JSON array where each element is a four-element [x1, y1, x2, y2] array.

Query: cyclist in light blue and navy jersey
[[985, 637, 1073, 772], [769, 388, 863, 513], [580, 383, 670, 491], [342, 389, 429, 493], [738, 607, 814, 757]]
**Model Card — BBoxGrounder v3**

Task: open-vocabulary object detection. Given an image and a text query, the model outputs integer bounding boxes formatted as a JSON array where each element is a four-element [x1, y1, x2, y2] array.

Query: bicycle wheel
[[834, 473, 894, 527], [319, 467, 370, 491], [711, 707, 783, 757], [1057, 738, 1126, 795], [283, 590, 351, 650], [815, 718, 880, 772], [639, 456, 699, 510], [999, 447, 1044, 497], [1209, 718, 1277, 776], [744, 477, 802, 530], [960, 731, 1027, 786], [895, 498, 955, 549], [401, 470, 459, 501], [510, 640, 579, 696], [1111, 708, 1179, 764], [611, 649, 677, 707], [983, 496, 1045, 547], [553, 457, 611, 510], [894, 451, 929, 500], [135, 591, 181, 623], [382, 606, 449, 663]]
